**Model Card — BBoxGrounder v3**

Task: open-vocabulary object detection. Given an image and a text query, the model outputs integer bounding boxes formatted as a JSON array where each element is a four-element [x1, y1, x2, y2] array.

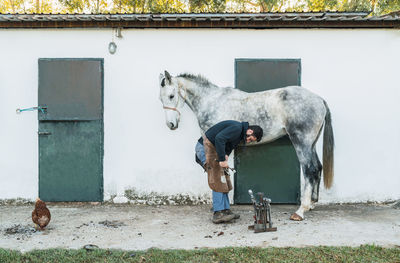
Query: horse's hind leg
[[291, 161, 317, 220], [311, 150, 322, 205], [287, 140, 321, 221]]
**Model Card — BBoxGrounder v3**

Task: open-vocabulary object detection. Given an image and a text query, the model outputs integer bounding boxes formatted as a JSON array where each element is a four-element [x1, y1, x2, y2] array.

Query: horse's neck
[[177, 78, 219, 114]]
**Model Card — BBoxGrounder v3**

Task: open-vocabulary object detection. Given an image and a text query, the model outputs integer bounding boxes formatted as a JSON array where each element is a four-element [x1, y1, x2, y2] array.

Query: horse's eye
[[169, 95, 174, 100]]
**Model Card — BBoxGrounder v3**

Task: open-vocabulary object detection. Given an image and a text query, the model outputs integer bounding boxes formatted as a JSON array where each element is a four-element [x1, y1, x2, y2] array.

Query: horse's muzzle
[[168, 122, 178, 130]]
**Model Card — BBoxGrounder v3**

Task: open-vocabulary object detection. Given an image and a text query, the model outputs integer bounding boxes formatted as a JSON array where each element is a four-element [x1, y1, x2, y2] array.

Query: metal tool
[[224, 167, 236, 174], [214, 159, 236, 174], [248, 189, 277, 233]]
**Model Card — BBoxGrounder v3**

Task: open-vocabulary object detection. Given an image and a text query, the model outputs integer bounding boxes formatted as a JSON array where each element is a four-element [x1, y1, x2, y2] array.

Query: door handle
[[16, 105, 47, 114], [38, 131, 52, 136]]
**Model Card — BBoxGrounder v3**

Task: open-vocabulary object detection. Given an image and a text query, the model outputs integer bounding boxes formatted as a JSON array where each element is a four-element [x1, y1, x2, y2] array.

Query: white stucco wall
[[0, 28, 399, 203]]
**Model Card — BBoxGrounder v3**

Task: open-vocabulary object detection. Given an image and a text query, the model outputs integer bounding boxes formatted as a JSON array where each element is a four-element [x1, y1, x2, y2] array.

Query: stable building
[[0, 12, 399, 204]]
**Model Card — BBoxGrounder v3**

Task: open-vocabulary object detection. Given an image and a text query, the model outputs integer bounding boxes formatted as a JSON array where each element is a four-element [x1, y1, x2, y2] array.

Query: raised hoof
[[289, 213, 304, 221]]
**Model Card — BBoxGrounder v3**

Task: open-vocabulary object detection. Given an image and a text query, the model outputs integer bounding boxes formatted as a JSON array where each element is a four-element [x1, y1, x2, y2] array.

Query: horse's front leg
[[290, 176, 313, 221]]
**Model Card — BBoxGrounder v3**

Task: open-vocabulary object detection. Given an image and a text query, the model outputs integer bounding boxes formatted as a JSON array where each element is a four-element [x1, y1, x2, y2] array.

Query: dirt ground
[[1, 203, 399, 252]]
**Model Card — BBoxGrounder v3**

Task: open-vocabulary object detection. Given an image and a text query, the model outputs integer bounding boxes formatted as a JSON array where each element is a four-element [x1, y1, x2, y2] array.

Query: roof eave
[[1, 13, 399, 29], [1, 21, 399, 29]]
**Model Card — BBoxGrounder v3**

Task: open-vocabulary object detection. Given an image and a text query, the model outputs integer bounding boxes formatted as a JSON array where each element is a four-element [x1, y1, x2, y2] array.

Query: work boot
[[224, 209, 240, 219], [212, 211, 235, 224]]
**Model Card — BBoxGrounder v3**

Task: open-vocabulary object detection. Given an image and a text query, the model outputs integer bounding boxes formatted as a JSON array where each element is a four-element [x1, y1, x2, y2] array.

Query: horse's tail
[[322, 101, 334, 189]]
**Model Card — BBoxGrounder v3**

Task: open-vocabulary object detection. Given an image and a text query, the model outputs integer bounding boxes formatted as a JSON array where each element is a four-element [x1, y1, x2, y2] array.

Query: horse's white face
[[159, 71, 183, 130]]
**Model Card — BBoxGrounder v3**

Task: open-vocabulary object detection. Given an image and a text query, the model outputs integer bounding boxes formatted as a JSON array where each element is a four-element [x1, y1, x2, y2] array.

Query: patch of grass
[[0, 245, 399, 263]]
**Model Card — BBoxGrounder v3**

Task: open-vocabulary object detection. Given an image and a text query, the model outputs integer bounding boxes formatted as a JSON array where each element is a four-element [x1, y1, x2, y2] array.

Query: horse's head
[[159, 70, 185, 130]]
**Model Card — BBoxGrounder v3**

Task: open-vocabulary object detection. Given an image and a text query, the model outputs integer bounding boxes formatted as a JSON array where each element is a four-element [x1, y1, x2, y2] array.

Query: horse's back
[[274, 86, 327, 144], [273, 85, 323, 101], [277, 86, 326, 114], [253, 86, 325, 117]]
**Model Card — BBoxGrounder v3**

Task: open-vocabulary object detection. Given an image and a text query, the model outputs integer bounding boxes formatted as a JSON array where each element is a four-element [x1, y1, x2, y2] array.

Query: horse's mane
[[177, 73, 212, 87]]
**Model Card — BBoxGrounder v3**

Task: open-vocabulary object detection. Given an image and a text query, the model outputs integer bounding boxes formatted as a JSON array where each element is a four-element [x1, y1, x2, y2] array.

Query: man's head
[[246, 125, 263, 143]]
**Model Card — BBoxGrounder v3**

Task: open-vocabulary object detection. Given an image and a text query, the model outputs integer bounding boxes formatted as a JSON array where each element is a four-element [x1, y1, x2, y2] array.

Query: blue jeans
[[195, 141, 230, 212]]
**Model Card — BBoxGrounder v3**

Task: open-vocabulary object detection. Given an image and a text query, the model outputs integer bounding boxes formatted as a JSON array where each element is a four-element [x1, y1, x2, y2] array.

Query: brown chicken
[[32, 198, 51, 230]]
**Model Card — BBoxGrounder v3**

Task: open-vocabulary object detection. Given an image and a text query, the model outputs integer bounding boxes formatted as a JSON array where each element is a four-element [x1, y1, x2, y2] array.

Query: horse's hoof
[[289, 213, 304, 221]]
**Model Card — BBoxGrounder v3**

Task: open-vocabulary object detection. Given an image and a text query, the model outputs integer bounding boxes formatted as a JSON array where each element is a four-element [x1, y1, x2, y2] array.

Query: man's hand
[[219, 161, 229, 168], [219, 155, 229, 168]]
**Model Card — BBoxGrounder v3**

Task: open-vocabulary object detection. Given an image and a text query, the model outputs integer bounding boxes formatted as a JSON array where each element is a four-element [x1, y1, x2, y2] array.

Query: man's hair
[[249, 125, 263, 142]]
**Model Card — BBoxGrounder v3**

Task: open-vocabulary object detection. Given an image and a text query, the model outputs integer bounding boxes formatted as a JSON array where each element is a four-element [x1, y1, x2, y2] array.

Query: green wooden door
[[38, 58, 104, 202], [234, 59, 301, 204]]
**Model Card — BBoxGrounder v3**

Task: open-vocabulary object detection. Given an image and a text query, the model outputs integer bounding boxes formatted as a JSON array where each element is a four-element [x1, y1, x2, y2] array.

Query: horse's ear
[[164, 70, 172, 84], [159, 73, 165, 87]]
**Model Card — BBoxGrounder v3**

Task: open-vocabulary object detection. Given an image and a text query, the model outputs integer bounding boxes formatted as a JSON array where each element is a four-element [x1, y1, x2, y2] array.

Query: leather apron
[[203, 136, 233, 193]]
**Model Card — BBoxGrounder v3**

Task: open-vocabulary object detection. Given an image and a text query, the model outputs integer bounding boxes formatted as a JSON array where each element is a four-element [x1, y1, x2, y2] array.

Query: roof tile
[[0, 12, 399, 28]]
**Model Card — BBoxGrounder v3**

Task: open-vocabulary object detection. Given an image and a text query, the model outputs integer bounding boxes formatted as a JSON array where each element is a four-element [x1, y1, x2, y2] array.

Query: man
[[195, 120, 263, 224]]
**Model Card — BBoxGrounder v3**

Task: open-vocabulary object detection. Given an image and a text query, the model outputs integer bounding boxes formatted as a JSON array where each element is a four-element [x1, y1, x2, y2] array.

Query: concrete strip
[[0, 204, 399, 252]]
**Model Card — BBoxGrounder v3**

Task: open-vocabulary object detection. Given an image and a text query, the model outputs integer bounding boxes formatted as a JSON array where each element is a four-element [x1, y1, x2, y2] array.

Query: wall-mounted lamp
[[108, 41, 117, 54], [108, 28, 122, 55]]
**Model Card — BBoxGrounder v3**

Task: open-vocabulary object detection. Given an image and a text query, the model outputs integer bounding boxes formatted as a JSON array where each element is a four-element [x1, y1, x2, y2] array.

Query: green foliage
[[0, 0, 28, 13], [189, 0, 226, 13], [149, 0, 186, 13], [376, 0, 400, 15], [0, 245, 399, 263], [337, 0, 372, 12], [259, 0, 282, 12], [58, 0, 108, 13], [0, 0, 399, 14], [58, 0, 87, 13], [108, 0, 146, 13], [28, 0, 56, 13], [307, 0, 338, 11]]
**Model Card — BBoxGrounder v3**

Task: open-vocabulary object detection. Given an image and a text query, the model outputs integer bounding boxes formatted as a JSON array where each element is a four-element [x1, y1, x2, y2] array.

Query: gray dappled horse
[[159, 70, 334, 221]]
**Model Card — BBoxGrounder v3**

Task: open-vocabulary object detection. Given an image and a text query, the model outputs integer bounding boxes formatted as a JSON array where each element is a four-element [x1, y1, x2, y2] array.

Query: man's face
[[246, 129, 257, 143]]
